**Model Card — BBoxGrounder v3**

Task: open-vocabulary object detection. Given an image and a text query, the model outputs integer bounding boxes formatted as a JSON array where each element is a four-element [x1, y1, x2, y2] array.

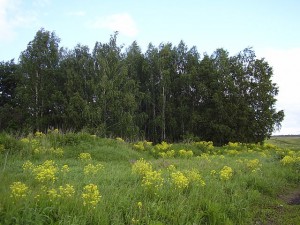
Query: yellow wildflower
[[33, 160, 58, 183], [51, 147, 64, 157], [20, 138, 30, 144], [22, 160, 34, 172], [133, 141, 145, 151], [155, 141, 172, 151], [178, 149, 193, 158], [35, 131, 44, 137], [137, 201, 143, 209], [59, 184, 75, 198], [210, 169, 217, 176], [10, 182, 29, 199], [82, 184, 101, 208], [132, 158, 153, 177], [171, 171, 189, 190], [79, 152, 92, 161], [220, 166, 233, 181], [142, 170, 164, 192], [246, 159, 262, 172], [116, 137, 125, 142], [132, 218, 139, 224], [198, 153, 211, 162], [47, 188, 60, 201], [84, 163, 104, 176], [167, 164, 176, 172], [185, 169, 206, 187], [61, 164, 70, 174], [281, 155, 296, 165], [159, 150, 175, 158]]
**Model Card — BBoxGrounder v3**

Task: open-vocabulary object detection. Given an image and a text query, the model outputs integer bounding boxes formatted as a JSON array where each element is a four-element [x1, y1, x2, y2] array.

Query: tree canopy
[[0, 28, 284, 144]]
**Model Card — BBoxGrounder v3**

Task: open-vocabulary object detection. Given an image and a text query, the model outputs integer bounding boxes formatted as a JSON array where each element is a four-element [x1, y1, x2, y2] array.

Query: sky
[[0, 0, 299, 135]]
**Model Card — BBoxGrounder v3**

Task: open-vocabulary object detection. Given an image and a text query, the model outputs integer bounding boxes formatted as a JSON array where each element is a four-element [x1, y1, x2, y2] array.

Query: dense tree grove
[[0, 29, 284, 144]]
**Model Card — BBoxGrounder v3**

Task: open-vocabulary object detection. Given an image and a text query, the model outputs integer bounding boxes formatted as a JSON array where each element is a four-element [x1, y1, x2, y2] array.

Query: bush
[[0, 133, 24, 155]]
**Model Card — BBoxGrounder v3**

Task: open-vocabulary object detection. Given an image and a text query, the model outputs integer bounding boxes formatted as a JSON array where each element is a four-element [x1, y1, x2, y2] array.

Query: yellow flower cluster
[[194, 141, 214, 152], [59, 184, 76, 198], [219, 166, 233, 181], [51, 147, 64, 157], [281, 155, 300, 165], [263, 143, 278, 150], [197, 153, 211, 162], [30, 139, 40, 149], [82, 184, 101, 208], [137, 201, 143, 209], [33, 160, 58, 183], [142, 170, 164, 192], [115, 137, 125, 142], [158, 150, 175, 158], [79, 152, 92, 161], [178, 149, 194, 158], [132, 158, 153, 176], [47, 185, 76, 201], [167, 164, 176, 172], [20, 138, 30, 144], [84, 163, 104, 176], [235, 158, 262, 172], [210, 169, 217, 176], [171, 171, 189, 190], [133, 141, 152, 151], [22, 160, 34, 172], [227, 142, 240, 148], [185, 169, 206, 187], [47, 188, 59, 201], [226, 149, 240, 155], [33, 147, 64, 157], [155, 141, 172, 151], [35, 131, 45, 137], [33, 146, 47, 154], [133, 141, 146, 151], [61, 164, 70, 174], [246, 159, 262, 172], [10, 181, 29, 199], [131, 217, 139, 224]]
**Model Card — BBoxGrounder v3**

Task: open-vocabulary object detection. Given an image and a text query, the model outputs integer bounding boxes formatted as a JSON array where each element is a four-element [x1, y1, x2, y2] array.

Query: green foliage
[[0, 133, 24, 155], [0, 29, 284, 145]]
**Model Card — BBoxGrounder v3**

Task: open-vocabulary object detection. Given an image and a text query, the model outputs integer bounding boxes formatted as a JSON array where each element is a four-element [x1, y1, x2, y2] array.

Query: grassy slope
[[262, 136, 300, 225], [267, 135, 300, 150], [0, 133, 299, 224]]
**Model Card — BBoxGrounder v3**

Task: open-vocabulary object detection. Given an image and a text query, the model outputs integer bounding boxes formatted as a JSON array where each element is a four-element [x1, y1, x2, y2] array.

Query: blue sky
[[1, 0, 300, 134]]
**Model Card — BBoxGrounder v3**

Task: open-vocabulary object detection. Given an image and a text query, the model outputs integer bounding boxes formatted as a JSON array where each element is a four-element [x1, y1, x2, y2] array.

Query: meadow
[[0, 131, 299, 225]]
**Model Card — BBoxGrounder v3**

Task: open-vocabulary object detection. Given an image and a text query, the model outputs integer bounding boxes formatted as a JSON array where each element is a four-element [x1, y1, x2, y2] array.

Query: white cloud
[[0, 0, 37, 41], [0, 0, 16, 41], [258, 48, 300, 135], [66, 11, 86, 17], [32, 0, 50, 8], [89, 13, 138, 37]]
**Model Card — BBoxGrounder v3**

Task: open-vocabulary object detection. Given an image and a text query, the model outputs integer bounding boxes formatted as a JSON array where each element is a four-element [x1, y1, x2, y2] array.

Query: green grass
[[266, 135, 300, 150], [0, 133, 300, 224]]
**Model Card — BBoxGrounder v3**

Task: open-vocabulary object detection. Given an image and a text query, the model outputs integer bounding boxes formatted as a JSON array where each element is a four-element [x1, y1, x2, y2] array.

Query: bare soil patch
[[279, 186, 300, 205]]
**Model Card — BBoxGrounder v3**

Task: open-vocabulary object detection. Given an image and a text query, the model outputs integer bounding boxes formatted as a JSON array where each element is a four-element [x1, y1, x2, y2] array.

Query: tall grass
[[0, 132, 299, 224]]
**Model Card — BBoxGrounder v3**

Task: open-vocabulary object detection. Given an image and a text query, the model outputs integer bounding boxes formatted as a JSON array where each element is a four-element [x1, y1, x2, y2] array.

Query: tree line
[[0, 28, 284, 145]]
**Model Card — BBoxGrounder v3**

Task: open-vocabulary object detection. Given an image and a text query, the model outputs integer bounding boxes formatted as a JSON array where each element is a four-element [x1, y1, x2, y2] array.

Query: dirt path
[[255, 186, 300, 225], [279, 186, 300, 205]]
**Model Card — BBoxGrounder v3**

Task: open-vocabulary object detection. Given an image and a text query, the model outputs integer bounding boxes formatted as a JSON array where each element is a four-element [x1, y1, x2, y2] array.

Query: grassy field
[[0, 132, 299, 225]]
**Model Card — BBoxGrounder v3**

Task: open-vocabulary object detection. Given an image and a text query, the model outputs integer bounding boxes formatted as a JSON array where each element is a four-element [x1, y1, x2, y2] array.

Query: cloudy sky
[[0, 0, 299, 135]]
